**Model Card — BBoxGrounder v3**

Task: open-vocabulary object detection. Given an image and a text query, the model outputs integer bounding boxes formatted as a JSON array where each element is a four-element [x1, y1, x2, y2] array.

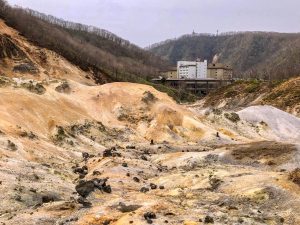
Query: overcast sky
[[7, 0, 300, 47]]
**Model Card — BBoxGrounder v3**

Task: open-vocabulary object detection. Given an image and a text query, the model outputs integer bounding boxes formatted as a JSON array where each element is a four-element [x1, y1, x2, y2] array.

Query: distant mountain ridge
[[149, 32, 300, 80]]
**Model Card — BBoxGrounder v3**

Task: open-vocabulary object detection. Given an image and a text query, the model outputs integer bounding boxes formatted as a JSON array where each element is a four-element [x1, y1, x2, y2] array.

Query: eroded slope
[[0, 77, 299, 225]]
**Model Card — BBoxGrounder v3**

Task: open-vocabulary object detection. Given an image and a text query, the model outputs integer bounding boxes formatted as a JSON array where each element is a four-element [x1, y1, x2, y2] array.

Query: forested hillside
[[0, 0, 170, 83], [149, 32, 300, 80]]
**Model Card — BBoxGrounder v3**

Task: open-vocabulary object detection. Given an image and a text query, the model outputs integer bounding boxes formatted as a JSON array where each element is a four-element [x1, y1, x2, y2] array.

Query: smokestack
[[212, 54, 220, 64]]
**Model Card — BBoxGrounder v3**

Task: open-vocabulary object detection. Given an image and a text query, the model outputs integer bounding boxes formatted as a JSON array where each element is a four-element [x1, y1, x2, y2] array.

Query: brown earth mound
[[229, 141, 297, 166], [202, 77, 300, 117]]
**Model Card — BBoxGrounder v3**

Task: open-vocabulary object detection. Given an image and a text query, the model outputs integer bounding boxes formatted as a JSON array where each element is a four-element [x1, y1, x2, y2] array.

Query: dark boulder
[[141, 155, 148, 161], [204, 215, 214, 223], [55, 82, 71, 94], [75, 178, 112, 197], [133, 177, 140, 183], [144, 212, 156, 219], [103, 147, 121, 157], [150, 183, 157, 190], [41, 192, 61, 203], [75, 180, 95, 198], [140, 187, 150, 193], [82, 152, 90, 160]]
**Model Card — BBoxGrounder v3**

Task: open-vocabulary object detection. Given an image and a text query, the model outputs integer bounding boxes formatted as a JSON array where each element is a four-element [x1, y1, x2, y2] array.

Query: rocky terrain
[[193, 78, 300, 117], [0, 18, 300, 225]]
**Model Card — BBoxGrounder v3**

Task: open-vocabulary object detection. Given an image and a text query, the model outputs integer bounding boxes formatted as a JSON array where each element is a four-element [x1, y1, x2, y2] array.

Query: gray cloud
[[7, 0, 300, 47]]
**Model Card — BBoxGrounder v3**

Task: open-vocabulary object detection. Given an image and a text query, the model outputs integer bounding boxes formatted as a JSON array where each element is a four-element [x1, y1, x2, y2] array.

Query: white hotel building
[[177, 60, 208, 79]]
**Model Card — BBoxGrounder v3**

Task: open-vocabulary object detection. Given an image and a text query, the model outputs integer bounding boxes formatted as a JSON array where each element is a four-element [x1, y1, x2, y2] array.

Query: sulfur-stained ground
[[0, 19, 300, 225]]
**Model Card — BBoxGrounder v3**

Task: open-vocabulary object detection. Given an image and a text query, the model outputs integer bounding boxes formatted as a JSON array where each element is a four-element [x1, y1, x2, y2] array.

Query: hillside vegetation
[[0, 0, 170, 83], [0, 1, 199, 102], [201, 77, 300, 117], [149, 32, 300, 80]]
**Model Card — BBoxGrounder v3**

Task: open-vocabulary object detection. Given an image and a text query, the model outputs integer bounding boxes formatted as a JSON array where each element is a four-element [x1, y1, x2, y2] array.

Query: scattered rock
[[144, 212, 156, 219], [237, 218, 244, 223], [19, 131, 38, 139], [227, 205, 238, 210], [224, 112, 240, 123], [141, 155, 148, 161], [73, 166, 88, 177], [82, 152, 90, 160], [150, 183, 157, 190], [7, 140, 18, 151], [103, 220, 112, 225], [41, 192, 61, 203], [204, 215, 214, 223], [209, 175, 223, 191], [267, 160, 276, 166], [122, 163, 128, 167], [13, 63, 38, 74], [289, 168, 300, 185], [53, 126, 68, 143], [212, 108, 222, 115], [103, 147, 121, 157], [117, 202, 142, 213], [93, 170, 102, 176], [75, 178, 111, 197], [142, 91, 157, 104], [55, 81, 71, 94], [133, 177, 140, 183], [21, 82, 46, 95], [140, 187, 150, 193], [75, 180, 95, 198], [205, 154, 219, 163]]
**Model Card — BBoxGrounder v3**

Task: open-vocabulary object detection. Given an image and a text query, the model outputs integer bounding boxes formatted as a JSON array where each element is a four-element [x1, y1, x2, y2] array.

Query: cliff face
[[0, 19, 95, 84], [0, 34, 27, 59]]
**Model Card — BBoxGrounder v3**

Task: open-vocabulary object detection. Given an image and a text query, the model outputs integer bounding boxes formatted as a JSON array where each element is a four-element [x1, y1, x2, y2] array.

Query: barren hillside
[[1, 74, 300, 225], [0, 20, 96, 85]]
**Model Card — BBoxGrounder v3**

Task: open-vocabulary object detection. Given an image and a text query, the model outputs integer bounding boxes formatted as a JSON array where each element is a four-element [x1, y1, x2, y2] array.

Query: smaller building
[[207, 63, 233, 80], [159, 67, 178, 79]]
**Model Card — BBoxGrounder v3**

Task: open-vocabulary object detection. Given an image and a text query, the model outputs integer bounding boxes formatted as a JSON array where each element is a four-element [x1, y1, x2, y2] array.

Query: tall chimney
[[212, 54, 219, 64]]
